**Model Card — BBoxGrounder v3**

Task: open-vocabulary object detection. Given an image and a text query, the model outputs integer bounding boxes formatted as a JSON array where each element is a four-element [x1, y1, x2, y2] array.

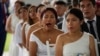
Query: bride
[[29, 7, 63, 56], [55, 8, 96, 56]]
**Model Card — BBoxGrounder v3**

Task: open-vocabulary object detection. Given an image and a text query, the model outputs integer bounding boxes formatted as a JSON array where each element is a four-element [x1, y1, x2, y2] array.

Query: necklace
[[46, 33, 53, 43], [41, 28, 56, 43]]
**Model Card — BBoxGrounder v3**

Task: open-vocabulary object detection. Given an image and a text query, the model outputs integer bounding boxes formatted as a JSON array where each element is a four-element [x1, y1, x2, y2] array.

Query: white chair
[[94, 39, 99, 56]]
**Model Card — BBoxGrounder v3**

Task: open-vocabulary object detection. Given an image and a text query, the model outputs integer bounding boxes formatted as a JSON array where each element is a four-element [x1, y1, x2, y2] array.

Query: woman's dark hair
[[40, 7, 58, 23], [72, 0, 79, 7], [15, 1, 25, 6], [66, 8, 84, 31], [36, 4, 45, 13], [79, 0, 96, 6], [25, 4, 31, 9], [54, 1, 67, 7], [65, 8, 84, 21], [18, 6, 28, 14], [28, 5, 37, 25]]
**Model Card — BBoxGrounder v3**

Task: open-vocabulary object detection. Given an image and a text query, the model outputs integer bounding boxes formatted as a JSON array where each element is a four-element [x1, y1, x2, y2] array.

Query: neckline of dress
[[32, 34, 55, 47], [64, 32, 85, 47]]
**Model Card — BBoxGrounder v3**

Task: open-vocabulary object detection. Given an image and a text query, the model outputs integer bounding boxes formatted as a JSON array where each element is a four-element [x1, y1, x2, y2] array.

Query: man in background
[[79, 0, 100, 55], [54, 1, 67, 29]]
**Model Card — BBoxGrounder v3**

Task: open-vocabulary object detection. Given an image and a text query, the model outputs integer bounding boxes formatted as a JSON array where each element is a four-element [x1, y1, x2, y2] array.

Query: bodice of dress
[[11, 13, 20, 32], [63, 32, 90, 56], [14, 20, 23, 44], [24, 22, 30, 37], [30, 33, 55, 56]]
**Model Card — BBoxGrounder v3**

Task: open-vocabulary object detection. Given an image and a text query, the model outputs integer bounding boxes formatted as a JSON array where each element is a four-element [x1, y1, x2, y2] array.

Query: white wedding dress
[[8, 13, 20, 56], [30, 33, 55, 56], [63, 32, 90, 56], [23, 22, 30, 56], [11, 13, 20, 32], [13, 20, 24, 56]]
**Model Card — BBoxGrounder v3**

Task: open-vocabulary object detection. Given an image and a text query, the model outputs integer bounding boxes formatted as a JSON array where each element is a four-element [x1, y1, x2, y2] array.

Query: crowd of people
[[0, 0, 100, 56]]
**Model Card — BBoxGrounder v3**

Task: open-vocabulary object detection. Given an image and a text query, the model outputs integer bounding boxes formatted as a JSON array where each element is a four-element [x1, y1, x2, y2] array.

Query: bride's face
[[29, 7, 37, 19], [66, 13, 82, 33], [41, 10, 56, 30], [19, 8, 28, 20]]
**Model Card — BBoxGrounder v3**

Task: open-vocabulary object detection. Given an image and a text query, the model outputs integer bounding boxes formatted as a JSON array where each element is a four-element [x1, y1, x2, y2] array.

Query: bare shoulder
[[29, 23, 39, 31], [32, 28, 44, 40], [8, 14, 12, 19], [57, 33, 69, 41], [27, 25, 33, 33], [29, 24, 36, 29], [33, 28, 42, 36], [55, 29, 64, 34], [88, 34, 95, 43], [21, 23, 27, 31], [7, 14, 12, 21], [22, 22, 27, 27], [89, 34, 95, 40]]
